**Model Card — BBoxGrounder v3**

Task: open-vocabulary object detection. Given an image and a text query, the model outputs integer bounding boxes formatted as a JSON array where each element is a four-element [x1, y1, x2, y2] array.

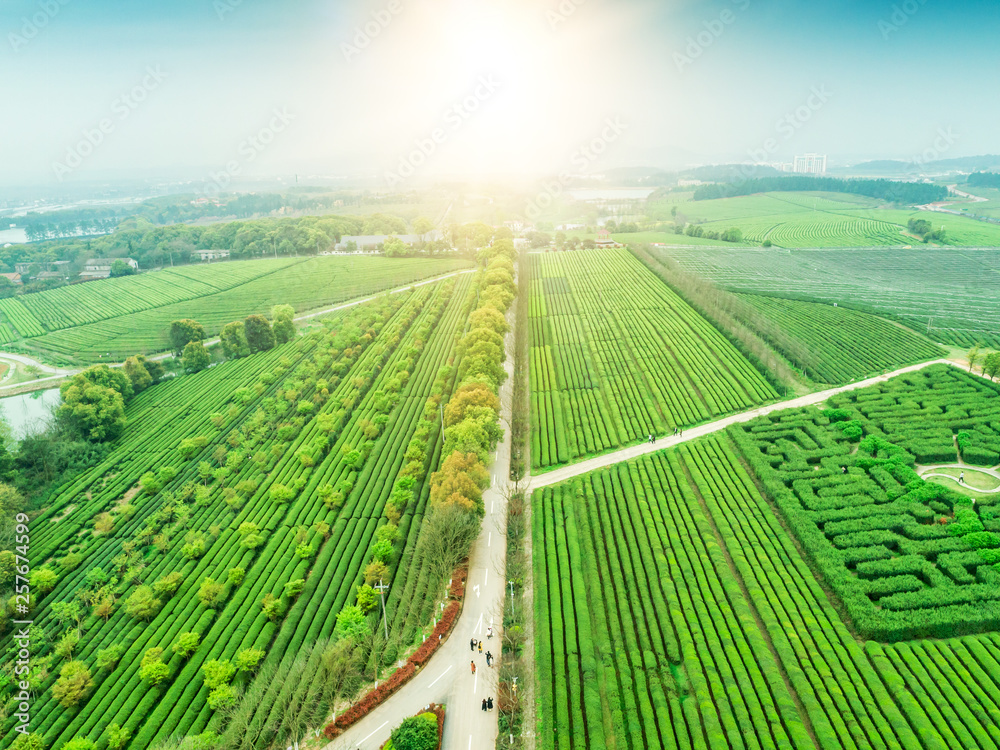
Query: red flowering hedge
[[323, 567, 467, 739]]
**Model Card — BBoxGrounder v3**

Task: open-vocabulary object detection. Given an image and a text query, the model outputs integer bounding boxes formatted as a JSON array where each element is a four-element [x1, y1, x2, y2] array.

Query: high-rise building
[[793, 154, 828, 174]]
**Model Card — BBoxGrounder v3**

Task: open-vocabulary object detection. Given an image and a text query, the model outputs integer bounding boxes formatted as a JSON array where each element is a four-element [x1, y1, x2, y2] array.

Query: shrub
[[202, 659, 237, 689]]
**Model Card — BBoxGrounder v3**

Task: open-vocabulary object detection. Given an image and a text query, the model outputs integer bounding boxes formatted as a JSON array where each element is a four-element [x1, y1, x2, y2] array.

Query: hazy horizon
[[3, 0, 999, 189]]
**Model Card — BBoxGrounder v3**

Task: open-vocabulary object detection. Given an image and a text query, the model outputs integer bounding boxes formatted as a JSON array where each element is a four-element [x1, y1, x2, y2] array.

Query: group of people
[[481, 697, 495, 712], [647, 428, 684, 444], [470, 628, 496, 711]]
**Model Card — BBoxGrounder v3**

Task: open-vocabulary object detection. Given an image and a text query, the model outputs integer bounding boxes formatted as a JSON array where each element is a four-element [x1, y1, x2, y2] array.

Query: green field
[[528, 248, 776, 470], [656, 245, 1000, 349], [534, 366, 1000, 750], [735, 294, 944, 383], [0, 276, 478, 747], [0, 256, 471, 363]]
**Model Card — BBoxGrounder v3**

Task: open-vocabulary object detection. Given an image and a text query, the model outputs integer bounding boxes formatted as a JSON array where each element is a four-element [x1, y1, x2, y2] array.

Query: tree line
[[692, 176, 948, 204]]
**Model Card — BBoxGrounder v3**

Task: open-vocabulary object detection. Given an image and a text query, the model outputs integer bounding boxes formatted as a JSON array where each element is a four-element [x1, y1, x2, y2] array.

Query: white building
[[80, 257, 139, 280], [793, 154, 828, 175], [194, 249, 230, 262], [335, 232, 443, 251]]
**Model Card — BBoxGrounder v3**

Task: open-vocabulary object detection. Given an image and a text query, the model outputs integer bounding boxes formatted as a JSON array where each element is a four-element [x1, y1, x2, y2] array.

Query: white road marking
[[475, 612, 483, 634], [473, 584, 481, 598], [360, 721, 388, 744], [468, 735, 472, 750], [488, 531, 492, 547], [491, 500, 494, 513], [484, 568, 489, 587], [429, 664, 452, 688]]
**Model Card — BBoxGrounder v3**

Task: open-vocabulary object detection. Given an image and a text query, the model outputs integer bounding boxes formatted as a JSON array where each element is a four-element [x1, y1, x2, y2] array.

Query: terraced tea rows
[[528, 248, 776, 470], [534, 429, 1000, 750], [0, 274, 478, 747], [655, 246, 1000, 348]]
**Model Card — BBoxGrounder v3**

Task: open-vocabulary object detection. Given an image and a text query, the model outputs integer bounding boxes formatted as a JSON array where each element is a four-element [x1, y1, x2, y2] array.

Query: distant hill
[[836, 154, 1000, 176]]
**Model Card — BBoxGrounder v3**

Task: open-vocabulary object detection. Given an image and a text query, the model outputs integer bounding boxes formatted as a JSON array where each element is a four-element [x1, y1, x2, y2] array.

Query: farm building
[[80, 257, 139, 280]]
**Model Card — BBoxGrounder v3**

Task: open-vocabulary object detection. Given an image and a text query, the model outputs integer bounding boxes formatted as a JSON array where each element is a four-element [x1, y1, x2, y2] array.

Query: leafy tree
[[383, 235, 409, 257], [182, 340, 211, 373], [153, 571, 184, 597], [430, 451, 489, 514], [335, 605, 370, 642], [220, 321, 250, 359], [208, 684, 238, 710], [202, 659, 237, 689], [968, 343, 982, 372], [123, 356, 153, 393], [244, 314, 275, 352], [11, 734, 46, 750], [228, 566, 245, 585], [234, 647, 265, 672], [170, 319, 205, 355], [139, 648, 170, 685], [52, 660, 94, 708], [197, 577, 225, 607], [984, 351, 1000, 381], [390, 713, 439, 750], [96, 643, 124, 670], [173, 631, 201, 658], [125, 585, 161, 620], [109, 259, 137, 277], [55, 628, 81, 659], [364, 560, 388, 586], [58, 377, 127, 442], [105, 723, 132, 750], [29, 567, 58, 593], [0, 276, 17, 298], [137, 355, 166, 383], [272, 305, 296, 345], [62, 739, 97, 750], [356, 583, 378, 613], [283, 578, 305, 598]]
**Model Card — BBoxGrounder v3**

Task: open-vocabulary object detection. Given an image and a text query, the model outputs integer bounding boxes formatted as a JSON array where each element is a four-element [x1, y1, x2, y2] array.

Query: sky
[[1, 0, 999, 188]]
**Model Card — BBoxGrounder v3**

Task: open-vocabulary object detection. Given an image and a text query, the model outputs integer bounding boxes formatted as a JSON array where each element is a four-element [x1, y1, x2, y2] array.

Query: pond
[[0, 388, 61, 439]]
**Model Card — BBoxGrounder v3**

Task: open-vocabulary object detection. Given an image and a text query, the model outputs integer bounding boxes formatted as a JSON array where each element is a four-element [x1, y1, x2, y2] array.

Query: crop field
[[0, 275, 478, 747], [535, 407, 1000, 750], [656, 246, 1000, 348], [2, 256, 471, 362], [659, 191, 1000, 247], [528, 248, 776, 470], [735, 294, 943, 383]]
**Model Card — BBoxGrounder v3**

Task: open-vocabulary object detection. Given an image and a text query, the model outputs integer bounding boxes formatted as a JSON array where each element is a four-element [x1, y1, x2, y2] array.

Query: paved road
[[528, 358, 957, 490], [325, 280, 515, 750]]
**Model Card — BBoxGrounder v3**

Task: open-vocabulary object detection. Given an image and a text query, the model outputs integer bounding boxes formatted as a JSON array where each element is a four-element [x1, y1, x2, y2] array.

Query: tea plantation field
[[528, 248, 777, 471], [656, 245, 1000, 348], [534, 365, 1000, 750], [0, 255, 471, 362], [0, 275, 477, 747]]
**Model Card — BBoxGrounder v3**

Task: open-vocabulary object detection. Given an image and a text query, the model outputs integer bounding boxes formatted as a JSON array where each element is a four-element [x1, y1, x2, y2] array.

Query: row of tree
[[968, 344, 1000, 380], [693, 176, 948, 205]]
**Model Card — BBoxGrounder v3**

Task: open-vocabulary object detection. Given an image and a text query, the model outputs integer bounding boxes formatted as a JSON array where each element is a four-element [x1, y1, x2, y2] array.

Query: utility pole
[[375, 579, 390, 640], [508, 579, 515, 614]]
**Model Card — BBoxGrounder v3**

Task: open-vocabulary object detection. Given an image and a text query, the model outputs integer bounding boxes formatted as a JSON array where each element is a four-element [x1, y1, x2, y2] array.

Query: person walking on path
[[470, 638, 476, 651], [486, 651, 493, 666], [471, 660, 476, 675], [960, 471, 965, 483], [482, 698, 488, 712], [478, 641, 483, 654], [487, 697, 494, 711], [487, 626, 493, 639]]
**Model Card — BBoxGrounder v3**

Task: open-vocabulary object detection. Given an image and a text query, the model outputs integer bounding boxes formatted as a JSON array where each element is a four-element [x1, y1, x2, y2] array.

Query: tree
[[198, 577, 225, 607], [272, 304, 296, 345], [52, 660, 94, 708], [10, 735, 46, 750], [220, 321, 250, 359], [125, 585, 161, 620], [0, 276, 17, 298], [364, 560, 388, 586], [29, 567, 58, 593], [202, 659, 237, 689], [390, 713, 439, 750], [234, 647, 265, 672], [244, 314, 275, 352], [968, 343, 982, 372], [62, 739, 98, 750], [984, 352, 1000, 381], [105, 723, 132, 750], [418, 501, 483, 584], [96, 643, 124, 670], [139, 648, 170, 685], [58, 378, 127, 442], [110, 259, 137, 277], [123, 356, 153, 393], [182, 340, 211, 373], [173, 631, 201, 658], [335, 604, 370, 642], [383, 235, 408, 257], [170, 319, 205, 355], [138, 355, 166, 383]]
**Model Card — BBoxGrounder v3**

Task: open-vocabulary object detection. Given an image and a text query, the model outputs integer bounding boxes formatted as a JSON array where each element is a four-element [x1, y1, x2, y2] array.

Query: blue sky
[[1, 0, 998, 185]]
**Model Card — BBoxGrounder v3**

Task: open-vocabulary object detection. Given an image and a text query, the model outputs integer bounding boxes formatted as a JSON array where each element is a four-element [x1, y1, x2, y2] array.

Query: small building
[[335, 232, 443, 252], [0, 272, 22, 285], [15, 260, 71, 276], [80, 257, 138, 280], [193, 249, 230, 262], [594, 229, 622, 249]]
